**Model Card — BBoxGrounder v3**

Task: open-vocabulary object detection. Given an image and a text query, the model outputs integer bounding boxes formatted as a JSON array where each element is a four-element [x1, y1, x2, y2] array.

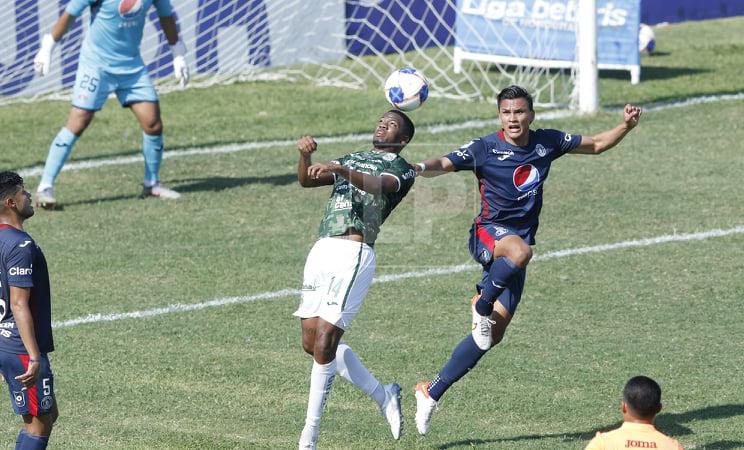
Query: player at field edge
[[0, 172, 59, 450], [294, 110, 417, 449], [411, 85, 643, 435], [33, 0, 190, 209], [585, 376, 683, 450]]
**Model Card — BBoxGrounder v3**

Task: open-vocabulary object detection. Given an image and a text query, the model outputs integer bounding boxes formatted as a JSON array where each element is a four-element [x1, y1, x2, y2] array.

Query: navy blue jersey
[[446, 129, 581, 244], [0, 225, 54, 354]]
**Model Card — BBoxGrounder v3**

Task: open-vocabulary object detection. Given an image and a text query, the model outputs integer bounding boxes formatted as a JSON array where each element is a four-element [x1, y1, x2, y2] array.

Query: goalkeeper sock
[[142, 132, 164, 187], [40, 127, 79, 190], [427, 335, 487, 401], [476, 257, 522, 316]]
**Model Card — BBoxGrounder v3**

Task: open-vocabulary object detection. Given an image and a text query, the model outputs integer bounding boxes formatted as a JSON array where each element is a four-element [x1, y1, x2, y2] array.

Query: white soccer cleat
[[414, 381, 437, 435], [380, 383, 402, 439], [35, 187, 56, 210], [140, 182, 181, 200], [471, 294, 495, 350]]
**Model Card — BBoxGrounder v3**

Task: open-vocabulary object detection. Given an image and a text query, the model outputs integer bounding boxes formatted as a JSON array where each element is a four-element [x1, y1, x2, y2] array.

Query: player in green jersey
[[294, 110, 416, 449]]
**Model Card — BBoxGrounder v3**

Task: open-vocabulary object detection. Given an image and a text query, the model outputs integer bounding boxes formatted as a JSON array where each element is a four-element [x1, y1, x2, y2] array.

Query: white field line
[[52, 225, 744, 329], [17, 91, 743, 179]]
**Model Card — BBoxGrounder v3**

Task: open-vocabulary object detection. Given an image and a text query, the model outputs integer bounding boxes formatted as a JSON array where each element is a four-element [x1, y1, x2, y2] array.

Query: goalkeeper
[[33, 0, 189, 208]]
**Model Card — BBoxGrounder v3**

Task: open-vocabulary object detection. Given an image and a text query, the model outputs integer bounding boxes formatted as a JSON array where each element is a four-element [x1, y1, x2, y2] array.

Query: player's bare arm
[[159, 15, 189, 87], [51, 12, 76, 40], [413, 156, 456, 178], [572, 104, 642, 155], [309, 163, 399, 195], [9, 286, 41, 388], [297, 135, 334, 187], [159, 16, 180, 45]]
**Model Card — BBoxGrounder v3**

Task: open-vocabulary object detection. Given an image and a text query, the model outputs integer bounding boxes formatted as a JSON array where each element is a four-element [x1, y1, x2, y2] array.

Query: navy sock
[[427, 335, 488, 401], [14, 430, 27, 450], [476, 257, 521, 316], [15, 430, 49, 450]]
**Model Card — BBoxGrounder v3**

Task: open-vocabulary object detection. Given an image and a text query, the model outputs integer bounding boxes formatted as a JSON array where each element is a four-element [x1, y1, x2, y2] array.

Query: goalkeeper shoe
[[471, 294, 495, 350], [380, 383, 402, 439], [35, 187, 56, 210], [414, 381, 437, 435], [139, 182, 181, 200]]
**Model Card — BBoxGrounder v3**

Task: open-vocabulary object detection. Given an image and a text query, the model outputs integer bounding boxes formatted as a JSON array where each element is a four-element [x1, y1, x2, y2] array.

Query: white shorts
[[293, 237, 376, 330]]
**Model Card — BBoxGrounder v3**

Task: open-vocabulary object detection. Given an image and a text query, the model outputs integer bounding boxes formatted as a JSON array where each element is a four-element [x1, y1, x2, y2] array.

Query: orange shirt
[[585, 422, 683, 450]]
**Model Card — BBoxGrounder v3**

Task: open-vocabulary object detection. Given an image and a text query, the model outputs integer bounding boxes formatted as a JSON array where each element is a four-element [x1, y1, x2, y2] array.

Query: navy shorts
[[0, 352, 56, 416], [468, 222, 527, 316]]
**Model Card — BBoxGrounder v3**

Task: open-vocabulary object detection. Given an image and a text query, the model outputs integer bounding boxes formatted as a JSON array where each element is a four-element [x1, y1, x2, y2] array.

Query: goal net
[[1, 0, 579, 108]]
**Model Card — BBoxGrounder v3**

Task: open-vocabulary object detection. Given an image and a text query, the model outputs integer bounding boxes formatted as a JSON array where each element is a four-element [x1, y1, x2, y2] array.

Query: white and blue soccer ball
[[639, 23, 656, 54], [384, 67, 429, 111]]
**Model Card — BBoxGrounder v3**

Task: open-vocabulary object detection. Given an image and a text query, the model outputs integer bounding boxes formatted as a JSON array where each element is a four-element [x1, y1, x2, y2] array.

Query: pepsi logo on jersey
[[119, 0, 143, 19], [513, 164, 540, 192]]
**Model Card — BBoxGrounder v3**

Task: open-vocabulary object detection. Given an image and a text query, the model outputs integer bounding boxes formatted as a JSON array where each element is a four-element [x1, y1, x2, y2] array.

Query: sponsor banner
[[642, 0, 744, 25], [345, 0, 455, 56], [455, 0, 640, 67], [1, 0, 345, 97]]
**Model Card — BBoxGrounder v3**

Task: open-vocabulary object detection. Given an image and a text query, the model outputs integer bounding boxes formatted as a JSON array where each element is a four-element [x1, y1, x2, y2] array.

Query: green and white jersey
[[318, 150, 416, 245]]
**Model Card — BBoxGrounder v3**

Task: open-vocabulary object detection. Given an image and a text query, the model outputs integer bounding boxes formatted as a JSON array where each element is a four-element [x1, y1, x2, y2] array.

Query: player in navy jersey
[[0, 172, 58, 449], [410, 85, 642, 434], [33, 0, 189, 208]]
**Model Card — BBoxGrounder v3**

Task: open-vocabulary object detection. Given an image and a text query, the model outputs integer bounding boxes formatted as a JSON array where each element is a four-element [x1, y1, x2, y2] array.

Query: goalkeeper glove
[[34, 34, 57, 76], [170, 41, 189, 88]]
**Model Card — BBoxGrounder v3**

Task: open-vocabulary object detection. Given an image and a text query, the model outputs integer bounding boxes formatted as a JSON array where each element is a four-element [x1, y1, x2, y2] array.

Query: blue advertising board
[[455, 0, 640, 68]]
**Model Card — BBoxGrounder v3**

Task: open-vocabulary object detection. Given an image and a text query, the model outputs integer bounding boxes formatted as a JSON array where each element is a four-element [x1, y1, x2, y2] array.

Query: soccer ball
[[639, 24, 656, 54], [384, 67, 429, 111]]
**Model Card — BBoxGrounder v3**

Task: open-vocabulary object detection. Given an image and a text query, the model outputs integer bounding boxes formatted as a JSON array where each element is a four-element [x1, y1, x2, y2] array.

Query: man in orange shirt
[[586, 376, 683, 450]]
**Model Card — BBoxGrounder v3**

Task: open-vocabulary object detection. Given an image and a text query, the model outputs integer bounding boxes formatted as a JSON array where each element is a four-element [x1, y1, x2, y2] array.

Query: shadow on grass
[[33, 174, 298, 209], [437, 403, 744, 449], [173, 174, 297, 192], [601, 65, 710, 81]]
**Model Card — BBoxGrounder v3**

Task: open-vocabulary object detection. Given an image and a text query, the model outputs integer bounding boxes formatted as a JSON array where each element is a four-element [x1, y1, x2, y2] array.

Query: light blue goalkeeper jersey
[[66, 0, 174, 74]]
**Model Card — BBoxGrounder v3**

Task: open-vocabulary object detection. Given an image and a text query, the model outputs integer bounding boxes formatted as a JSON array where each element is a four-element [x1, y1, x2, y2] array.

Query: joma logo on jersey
[[9, 267, 32, 276], [493, 149, 514, 161], [625, 440, 657, 448]]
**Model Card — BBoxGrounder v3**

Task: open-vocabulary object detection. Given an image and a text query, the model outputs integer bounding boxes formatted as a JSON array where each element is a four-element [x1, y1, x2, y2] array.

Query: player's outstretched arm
[[160, 15, 190, 87], [34, 12, 77, 76], [9, 286, 41, 388], [297, 135, 334, 188], [314, 164, 398, 195], [571, 104, 643, 155], [413, 156, 456, 178]]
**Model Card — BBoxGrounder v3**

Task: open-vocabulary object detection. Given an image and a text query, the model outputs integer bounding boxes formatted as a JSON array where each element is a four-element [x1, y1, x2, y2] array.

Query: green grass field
[[1, 17, 743, 449]]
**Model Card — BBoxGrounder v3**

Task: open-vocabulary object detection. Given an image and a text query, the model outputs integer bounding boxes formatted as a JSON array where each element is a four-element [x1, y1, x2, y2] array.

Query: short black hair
[[387, 109, 415, 142], [497, 85, 534, 112], [0, 171, 23, 202], [623, 376, 662, 418]]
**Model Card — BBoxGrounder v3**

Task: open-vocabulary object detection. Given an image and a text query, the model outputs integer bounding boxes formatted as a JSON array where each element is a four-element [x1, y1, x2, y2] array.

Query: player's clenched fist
[[624, 104, 642, 129], [297, 135, 318, 155]]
